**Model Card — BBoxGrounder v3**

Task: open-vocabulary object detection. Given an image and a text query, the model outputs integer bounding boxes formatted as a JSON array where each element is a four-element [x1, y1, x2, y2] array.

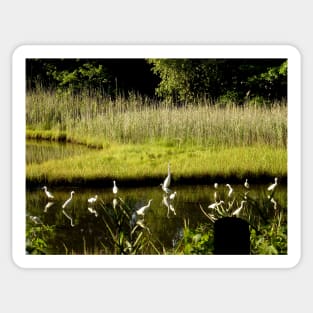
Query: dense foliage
[[26, 58, 287, 103]]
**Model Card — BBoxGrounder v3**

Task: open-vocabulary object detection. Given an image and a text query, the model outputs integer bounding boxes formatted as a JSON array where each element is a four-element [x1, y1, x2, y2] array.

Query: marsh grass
[[27, 90, 287, 149], [26, 90, 287, 185], [26, 143, 286, 186]]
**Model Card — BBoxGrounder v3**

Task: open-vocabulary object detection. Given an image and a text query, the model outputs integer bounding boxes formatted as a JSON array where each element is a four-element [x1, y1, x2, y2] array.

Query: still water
[[26, 183, 287, 255], [26, 141, 287, 255]]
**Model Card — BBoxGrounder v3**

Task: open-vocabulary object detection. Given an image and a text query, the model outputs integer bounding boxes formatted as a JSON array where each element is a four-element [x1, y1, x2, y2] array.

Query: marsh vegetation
[[25, 58, 288, 255]]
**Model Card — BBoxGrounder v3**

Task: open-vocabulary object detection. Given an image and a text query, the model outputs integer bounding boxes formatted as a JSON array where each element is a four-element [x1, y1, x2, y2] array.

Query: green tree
[[147, 59, 287, 104]]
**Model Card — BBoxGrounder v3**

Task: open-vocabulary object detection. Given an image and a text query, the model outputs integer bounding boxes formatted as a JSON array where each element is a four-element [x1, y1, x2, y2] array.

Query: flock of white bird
[[38, 165, 279, 226], [206, 176, 279, 220]]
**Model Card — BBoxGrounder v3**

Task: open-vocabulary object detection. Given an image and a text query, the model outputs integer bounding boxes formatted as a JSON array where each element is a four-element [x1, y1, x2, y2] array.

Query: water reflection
[[44, 201, 55, 212], [26, 140, 93, 165], [62, 209, 75, 227], [162, 194, 176, 218], [26, 183, 287, 255]]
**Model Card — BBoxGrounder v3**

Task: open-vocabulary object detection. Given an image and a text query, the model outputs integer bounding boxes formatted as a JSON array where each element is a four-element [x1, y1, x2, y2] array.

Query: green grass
[[26, 90, 287, 185], [26, 142, 287, 186]]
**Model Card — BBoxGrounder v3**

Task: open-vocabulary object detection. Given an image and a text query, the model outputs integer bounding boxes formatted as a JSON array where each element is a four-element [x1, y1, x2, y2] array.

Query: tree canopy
[[26, 58, 287, 104]]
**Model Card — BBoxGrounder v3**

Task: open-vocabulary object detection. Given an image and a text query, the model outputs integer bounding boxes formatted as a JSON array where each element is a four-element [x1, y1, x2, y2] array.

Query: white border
[[12, 45, 301, 268]]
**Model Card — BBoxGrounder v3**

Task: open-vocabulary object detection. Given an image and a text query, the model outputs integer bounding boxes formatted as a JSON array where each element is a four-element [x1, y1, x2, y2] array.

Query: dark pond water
[[26, 183, 287, 255], [26, 140, 93, 164], [26, 140, 287, 255]]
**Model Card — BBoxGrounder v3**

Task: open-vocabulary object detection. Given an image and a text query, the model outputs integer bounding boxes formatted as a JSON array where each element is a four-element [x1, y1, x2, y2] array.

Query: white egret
[[165, 162, 171, 187], [226, 184, 234, 197], [244, 179, 250, 189], [88, 195, 98, 204], [268, 177, 278, 192], [136, 199, 153, 216], [113, 180, 118, 194], [208, 200, 224, 209], [160, 183, 172, 194], [169, 191, 177, 200], [160, 162, 171, 192], [62, 191, 75, 209], [232, 200, 246, 217], [42, 186, 54, 199], [214, 182, 218, 189]]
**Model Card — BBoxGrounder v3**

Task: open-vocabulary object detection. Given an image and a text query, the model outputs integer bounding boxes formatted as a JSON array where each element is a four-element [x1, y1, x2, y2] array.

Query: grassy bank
[[26, 91, 287, 186], [26, 142, 287, 187]]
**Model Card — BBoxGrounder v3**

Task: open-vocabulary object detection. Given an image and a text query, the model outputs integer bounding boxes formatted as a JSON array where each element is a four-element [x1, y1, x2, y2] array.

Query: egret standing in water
[[62, 191, 75, 209], [42, 186, 54, 199], [161, 162, 171, 193], [88, 195, 98, 204], [268, 177, 278, 192], [136, 199, 153, 216], [244, 179, 250, 189], [232, 200, 246, 217], [113, 180, 118, 195]]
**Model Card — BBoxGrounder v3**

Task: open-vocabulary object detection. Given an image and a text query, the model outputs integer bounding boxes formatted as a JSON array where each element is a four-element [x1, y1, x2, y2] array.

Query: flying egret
[[226, 184, 234, 197], [113, 180, 118, 194], [208, 200, 224, 209], [88, 195, 98, 204], [169, 191, 177, 200], [232, 200, 246, 217], [244, 179, 250, 189], [42, 186, 54, 199], [62, 191, 75, 209], [136, 199, 153, 216], [268, 177, 278, 192]]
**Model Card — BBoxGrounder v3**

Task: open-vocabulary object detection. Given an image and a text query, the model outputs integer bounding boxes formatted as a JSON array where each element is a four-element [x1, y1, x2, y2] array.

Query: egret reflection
[[44, 201, 55, 212]]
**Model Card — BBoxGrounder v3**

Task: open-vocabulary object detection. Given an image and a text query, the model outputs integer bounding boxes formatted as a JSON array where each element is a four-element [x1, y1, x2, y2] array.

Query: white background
[[1, 1, 311, 312]]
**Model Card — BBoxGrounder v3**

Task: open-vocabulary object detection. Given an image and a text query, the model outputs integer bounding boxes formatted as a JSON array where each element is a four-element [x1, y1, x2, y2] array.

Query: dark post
[[214, 217, 250, 254]]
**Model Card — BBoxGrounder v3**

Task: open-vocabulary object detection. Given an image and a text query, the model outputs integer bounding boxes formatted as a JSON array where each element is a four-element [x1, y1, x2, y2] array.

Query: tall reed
[[26, 90, 287, 149]]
